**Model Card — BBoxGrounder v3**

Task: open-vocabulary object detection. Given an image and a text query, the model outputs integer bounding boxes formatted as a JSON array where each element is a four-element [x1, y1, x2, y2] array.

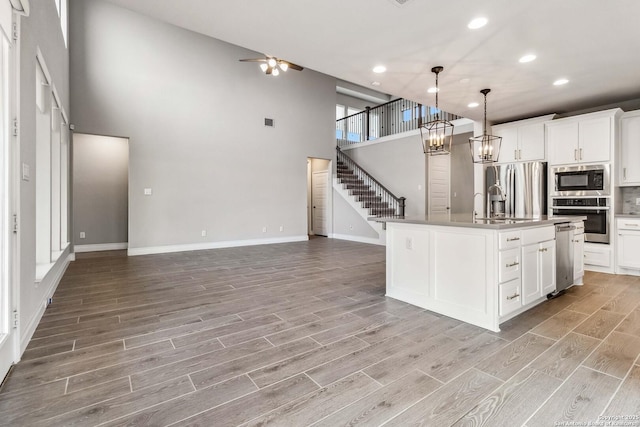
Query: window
[[53, 0, 68, 47], [35, 54, 69, 280]]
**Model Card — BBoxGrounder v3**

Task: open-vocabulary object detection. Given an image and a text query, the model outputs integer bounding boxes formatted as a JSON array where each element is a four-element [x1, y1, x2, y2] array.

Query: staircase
[[335, 147, 405, 219]]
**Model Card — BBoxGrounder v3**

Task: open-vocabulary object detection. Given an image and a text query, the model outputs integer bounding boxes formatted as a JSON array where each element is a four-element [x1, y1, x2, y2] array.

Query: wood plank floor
[[1, 238, 639, 426]]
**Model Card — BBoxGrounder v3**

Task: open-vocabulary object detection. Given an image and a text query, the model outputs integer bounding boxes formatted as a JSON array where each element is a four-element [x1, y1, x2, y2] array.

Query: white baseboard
[[127, 235, 309, 256], [74, 242, 128, 253], [331, 233, 385, 246], [21, 252, 73, 355]]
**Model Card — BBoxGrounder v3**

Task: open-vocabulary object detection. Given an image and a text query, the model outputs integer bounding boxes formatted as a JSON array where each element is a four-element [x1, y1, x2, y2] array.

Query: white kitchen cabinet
[[619, 111, 640, 186], [492, 114, 554, 164], [521, 238, 556, 305], [617, 218, 640, 270], [573, 222, 585, 282], [547, 109, 621, 166]]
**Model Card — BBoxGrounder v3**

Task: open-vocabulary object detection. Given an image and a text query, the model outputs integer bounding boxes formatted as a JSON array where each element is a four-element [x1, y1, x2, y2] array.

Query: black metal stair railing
[[336, 147, 405, 218], [336, 98, 462, 148]]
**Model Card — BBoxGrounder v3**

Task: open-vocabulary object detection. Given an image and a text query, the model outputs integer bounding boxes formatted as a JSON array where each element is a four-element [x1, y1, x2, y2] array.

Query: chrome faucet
[[473, 192, 483, 218], [487, 180, 506, 218]]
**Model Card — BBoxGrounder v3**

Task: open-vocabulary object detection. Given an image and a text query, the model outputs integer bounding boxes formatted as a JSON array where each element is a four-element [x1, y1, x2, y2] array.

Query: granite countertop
[[376, 213, 585, 230]]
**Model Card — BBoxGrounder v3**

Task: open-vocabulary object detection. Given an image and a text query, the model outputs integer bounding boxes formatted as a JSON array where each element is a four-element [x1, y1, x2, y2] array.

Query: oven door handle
[[552, 206, 609, 210]]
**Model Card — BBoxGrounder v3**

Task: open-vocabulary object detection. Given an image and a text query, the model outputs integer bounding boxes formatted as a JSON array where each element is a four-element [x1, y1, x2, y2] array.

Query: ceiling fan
[[239, 56, 304, 76]]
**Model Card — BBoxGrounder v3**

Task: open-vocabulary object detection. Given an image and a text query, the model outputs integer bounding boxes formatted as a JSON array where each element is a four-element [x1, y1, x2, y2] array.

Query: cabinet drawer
[[499, 231, 522, 250], [573, 221, 585, 235], [499, 248, 521, 283], [584, 247, 611, 267], [618, 218, 640, 231], [522, 226, 555, 246], [499, 278, 522, 317]]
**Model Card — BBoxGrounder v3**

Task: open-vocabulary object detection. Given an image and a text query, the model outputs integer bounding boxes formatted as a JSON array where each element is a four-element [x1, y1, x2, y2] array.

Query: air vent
[[264, 118, 274, 127], [387, 0, 411, 6]]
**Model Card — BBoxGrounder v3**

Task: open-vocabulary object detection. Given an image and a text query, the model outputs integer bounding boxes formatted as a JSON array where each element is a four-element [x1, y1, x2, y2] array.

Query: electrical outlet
[[201, 230, 207, 237], [636, 198, 640, 205], [406, 237, 413, 250], [349, 225, 353, 230], [262, 226, 267, 233], [279, 226, 283, 232], [80, 232, 86, 239], [144, 188, 152, 196]]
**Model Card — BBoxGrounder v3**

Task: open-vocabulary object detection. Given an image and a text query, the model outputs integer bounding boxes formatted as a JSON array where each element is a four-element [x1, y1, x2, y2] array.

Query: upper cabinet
[[547, 109, 621, 166], [619, 110, 640, 186], [492, 114, 555, 164]]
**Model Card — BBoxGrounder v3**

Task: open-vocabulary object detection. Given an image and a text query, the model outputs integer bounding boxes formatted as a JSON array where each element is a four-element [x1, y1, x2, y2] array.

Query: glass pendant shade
[[420, 66, 453, 155], [469, 88, 501, 163]]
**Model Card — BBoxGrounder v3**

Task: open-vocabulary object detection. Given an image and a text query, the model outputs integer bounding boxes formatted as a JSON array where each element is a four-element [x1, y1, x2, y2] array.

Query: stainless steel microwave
[[551, 164, 610, 197]]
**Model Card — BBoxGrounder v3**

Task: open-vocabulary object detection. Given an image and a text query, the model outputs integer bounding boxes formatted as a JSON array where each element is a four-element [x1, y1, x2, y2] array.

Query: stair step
[[356, 195, 382, 202], [370, 208, 397, 216], [345, 184, 370, 190], [364, 201, 390, 208], [352, 191, 377, 198]]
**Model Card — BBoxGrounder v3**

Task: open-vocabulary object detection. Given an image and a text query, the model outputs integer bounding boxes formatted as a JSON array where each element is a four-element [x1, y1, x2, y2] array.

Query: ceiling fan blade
[[239, 58, 267, 63], [282, 61, 304, 71]]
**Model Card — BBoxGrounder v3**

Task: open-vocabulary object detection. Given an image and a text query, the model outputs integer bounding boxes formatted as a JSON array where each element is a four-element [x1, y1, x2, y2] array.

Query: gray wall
[[19, 1, 71, 348], [450, 132, 474, 214], [344, 134, 426, 217], [73, 133, 128, 246], [332, 190, 379, 239], [69, 0, 335, 251]]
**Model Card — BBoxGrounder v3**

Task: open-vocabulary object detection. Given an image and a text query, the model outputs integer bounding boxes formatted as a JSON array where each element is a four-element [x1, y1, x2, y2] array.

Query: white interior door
[[428, 154, 451, 215], [0, 2, 16, 383], [312, 171, 328, 236]]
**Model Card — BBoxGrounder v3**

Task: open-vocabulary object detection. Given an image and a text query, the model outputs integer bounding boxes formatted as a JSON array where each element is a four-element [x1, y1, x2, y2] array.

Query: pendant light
[[419, 66, 454, 155], [469, 89, 501, 163]]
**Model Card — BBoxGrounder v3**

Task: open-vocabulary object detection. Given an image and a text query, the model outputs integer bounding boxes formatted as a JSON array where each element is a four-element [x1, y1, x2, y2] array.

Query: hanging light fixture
[[419, 66, 454, 155], [469, 89, 501, 163]]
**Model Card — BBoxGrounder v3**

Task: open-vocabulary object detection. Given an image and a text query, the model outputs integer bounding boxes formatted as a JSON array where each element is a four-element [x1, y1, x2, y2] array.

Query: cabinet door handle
[[579, 148, 583, 160], [506, 237, 520, 242], [519, 149, 522, 160], [624, 223, 639, 227], [623, 168, 627, 180], [506, 262, 520, 268], [574, 149, 578, 161], [539, 248, 548, 252], [507, 293, 520, 300], [515, 149, 518, 160]]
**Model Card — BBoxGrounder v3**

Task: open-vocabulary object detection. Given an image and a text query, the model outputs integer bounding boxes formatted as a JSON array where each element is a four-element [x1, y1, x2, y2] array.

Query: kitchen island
[[382, 214, 584, 332]]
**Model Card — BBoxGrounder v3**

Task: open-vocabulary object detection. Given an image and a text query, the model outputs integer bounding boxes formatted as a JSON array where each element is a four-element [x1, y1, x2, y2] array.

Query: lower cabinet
[[521, 239, 556, 305], [498, 278, 522, 316], [573, 224, 585, 281], [617, 218, 640, 270]]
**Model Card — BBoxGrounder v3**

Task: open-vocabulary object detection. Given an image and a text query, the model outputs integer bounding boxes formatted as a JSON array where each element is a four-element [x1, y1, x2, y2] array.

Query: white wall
[[73, 133, 128, 247], [69, 0, 336, 254], [19, 1, 72, 352]]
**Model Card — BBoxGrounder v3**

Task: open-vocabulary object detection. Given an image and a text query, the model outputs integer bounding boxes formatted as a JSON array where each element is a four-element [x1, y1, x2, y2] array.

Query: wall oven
[[551, 197, 609, 244], [551, 164, 610, 197]]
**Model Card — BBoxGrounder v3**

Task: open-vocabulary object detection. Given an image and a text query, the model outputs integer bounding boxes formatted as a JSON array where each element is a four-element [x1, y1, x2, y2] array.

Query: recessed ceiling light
[[427, 87, 439, 94], [468, 17, 488, 29], [553, 78, 569, 86], [371, 81, 381, 86], [373, 65, 387, 73], [459, 78, 471, 84], [519, 54, 537, 63], [468, 102, 479, 108]]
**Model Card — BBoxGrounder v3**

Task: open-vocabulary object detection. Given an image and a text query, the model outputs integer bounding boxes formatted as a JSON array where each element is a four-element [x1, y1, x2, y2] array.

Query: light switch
[[144, 188, 152, 196], [22, 163, 30, 181]]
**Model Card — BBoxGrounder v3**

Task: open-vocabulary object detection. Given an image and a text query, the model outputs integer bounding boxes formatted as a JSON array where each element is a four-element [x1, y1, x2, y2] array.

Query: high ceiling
[[102, 0, 640, 124]]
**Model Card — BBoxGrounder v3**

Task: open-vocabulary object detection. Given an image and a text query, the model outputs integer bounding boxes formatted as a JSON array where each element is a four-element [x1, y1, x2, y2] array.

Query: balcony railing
[[336, 98, 462, 148]]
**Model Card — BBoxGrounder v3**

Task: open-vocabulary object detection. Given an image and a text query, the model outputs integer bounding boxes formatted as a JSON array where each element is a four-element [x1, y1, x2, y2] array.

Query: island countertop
[[377, 213, 585, 230]]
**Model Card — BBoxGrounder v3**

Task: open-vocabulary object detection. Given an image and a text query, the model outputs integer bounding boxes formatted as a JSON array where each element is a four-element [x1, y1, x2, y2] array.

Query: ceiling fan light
[[272, 67, 280, 76], [259, 63, 268, 73], [279, 62, 289, 72], [267, 58, 277, 68]]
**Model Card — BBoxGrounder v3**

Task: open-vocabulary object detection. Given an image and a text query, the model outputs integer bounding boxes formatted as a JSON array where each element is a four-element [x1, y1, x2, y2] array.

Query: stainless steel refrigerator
[[485, 161, 547, 218]]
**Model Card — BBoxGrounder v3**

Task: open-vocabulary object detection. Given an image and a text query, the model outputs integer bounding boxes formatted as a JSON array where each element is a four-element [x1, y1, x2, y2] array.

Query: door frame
[[0, 3, 19, 383], [307, 158, 332, 237]]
